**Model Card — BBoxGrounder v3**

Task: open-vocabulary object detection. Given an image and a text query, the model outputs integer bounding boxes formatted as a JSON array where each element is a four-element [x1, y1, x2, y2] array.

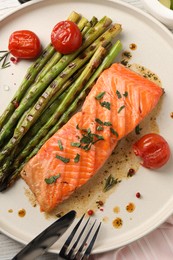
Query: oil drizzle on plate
[[126, 202, 135, 213], [18, 208, 26, 218], [112, 217, 123, 229]]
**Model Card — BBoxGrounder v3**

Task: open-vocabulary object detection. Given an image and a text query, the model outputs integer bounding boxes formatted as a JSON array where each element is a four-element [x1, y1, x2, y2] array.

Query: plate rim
[[0, 0, 173, 255]]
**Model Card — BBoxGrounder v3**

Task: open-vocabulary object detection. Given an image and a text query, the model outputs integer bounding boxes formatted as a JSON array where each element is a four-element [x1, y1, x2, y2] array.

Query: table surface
[[0, 0, 172, 259]]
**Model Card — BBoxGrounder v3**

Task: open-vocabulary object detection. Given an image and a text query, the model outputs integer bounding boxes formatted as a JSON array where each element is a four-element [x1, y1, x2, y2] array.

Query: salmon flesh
[[21, 63, 163, 212]]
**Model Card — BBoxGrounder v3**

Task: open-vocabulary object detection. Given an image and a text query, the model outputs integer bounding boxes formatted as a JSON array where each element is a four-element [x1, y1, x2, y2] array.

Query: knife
[[12, 210, 76, 260]]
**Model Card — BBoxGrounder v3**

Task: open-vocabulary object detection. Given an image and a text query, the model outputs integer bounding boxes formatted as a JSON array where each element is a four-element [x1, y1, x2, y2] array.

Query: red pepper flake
[[87, 209, 94, 216], [127, 168, 135, 177], [10, 56, 19, 64], [100, 208, 104, 212], [136, 192, 141, 198]]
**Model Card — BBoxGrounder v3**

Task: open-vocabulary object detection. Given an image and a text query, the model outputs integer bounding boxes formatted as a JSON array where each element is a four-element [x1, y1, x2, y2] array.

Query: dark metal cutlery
[[18, 0, 31, 4], [12, 210, 76, 260]]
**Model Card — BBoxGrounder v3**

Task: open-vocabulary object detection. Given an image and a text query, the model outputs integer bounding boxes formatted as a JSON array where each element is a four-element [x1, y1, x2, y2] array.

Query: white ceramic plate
[[0, 0, 173, 254]]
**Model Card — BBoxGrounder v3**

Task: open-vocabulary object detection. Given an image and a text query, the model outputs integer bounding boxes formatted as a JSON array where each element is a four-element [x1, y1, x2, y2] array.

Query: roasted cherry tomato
[[133, 133, 171, 169], [51, 21, 82, 54], [8, 30, 41, 59]]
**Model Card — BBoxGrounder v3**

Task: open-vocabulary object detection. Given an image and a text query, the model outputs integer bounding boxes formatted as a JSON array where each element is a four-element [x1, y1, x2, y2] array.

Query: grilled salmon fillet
[[21, 63, 163, 212]]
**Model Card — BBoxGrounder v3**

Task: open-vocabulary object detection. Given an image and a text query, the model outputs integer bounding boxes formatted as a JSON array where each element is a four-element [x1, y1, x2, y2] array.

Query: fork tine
[[67, 217, 90, 259], [81, 222, 102, 260], [59, 214, 85, 257], [59, 215, 101, 260], [74, 220, 96, 259]]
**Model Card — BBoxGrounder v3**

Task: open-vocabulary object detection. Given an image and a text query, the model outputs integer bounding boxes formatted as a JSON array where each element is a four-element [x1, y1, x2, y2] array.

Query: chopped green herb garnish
[[45, 173, 61, 184], [81, 144, 92, 151], [104, 121, 112, 126], [95, 119, 112, 127], [135, 125, 142, 135], [74, 153, 80, 163], [116, 90, 122, 99], [123, 91, 128, 97], [110, 127, 119, 137], [92, 134, 104, 143], [100, 101, 111, 110], [95, 118, 104, 125], [97, 125, 104, 131], [103, 175, 120, 192], [80, 135, 93, 145], [76, 128, 104, 151], [71, 142, 81, 147], [95, 91, 105, 100], [118, 105, 125, 113], [57, 140, 63, 150], [56, 155, 70, 163]]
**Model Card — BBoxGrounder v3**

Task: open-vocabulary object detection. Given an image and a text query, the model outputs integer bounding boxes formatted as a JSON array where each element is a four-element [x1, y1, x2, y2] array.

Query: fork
[[59, 214, 101, 260]]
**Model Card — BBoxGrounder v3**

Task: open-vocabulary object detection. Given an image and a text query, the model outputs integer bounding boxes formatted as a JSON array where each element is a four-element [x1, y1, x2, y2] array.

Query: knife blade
[[12, 210, 76, 260]]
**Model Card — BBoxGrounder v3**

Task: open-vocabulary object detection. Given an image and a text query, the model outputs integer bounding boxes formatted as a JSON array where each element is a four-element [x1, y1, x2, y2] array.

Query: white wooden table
[[0, 1, 172, 259]]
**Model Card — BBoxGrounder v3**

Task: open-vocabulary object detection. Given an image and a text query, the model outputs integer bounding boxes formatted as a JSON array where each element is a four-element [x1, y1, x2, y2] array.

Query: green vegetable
[[45, 173, 61, 184], [135, 125, 142, 135], [56, 155, 70, 163], [171, 0, 173, 9], [103, 174, 120, 192], [118, 105, 125, 113], [95, 92, 106, 100], [35, 15, 88, 82], [0, 11, 81, 131], [100, 101, 111, 110], [0, 16, 114, 147], [79, 129, 104, 150], [57, 140, 63, 150], [159, 0, 172, 9], [0, 40, 122, 191], [0, 23, 122, 164], [95, 118, 104, 125], [0, 51, 10, 69], [97, 125, 104, 131], [110, 127, 119, 137], [71, 142, 81, 147], [104, 121, 112, 126], [123, 91, 128, 97], [116, 90, 122, 99], [74, 153, 80, 163]]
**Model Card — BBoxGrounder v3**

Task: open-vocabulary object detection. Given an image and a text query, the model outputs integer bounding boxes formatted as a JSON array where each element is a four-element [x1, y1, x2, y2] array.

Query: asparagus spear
[[17, 46, 107, 156], [0, 45, 106, 188], [32, 41, 123, 150], [0, 16, 113, 145], [14, 65, 87, 156], [0, 11, 81, 130], [35, 16, 89, 82], [0, 41, 122, 191], [36, 16, 98, 82], [81, 16, 98, 35], [0, 66, 87, 175], [20, 25, 120, 134]]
